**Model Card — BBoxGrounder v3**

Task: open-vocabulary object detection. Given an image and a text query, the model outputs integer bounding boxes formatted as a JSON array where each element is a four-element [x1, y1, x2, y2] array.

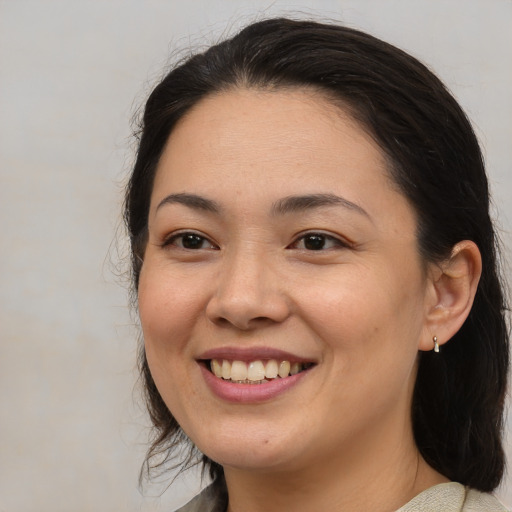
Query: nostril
[[215, 317, 232, 327], [212, 315, 275, 330], [205, 287, 291, 329]]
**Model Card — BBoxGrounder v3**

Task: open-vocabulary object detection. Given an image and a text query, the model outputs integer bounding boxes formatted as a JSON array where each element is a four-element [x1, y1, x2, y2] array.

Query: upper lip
[[197, 346, 317, 363]]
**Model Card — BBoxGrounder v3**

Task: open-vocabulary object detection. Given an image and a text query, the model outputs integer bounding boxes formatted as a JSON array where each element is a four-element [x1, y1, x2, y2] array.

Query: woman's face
[[138, 88, 434, 473]]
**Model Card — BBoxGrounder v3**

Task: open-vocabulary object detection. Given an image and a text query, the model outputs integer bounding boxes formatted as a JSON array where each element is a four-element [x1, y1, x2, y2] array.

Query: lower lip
[[199, 364, 312, 403]]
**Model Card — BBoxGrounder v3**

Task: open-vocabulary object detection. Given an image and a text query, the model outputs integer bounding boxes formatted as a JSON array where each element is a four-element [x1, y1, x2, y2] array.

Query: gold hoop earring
[[433, 336, 440, 353]]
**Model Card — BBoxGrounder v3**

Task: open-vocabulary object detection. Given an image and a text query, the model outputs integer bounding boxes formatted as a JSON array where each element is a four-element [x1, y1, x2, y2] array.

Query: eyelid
[[289, 231, 352, 250], [161, 230, 219, 250]]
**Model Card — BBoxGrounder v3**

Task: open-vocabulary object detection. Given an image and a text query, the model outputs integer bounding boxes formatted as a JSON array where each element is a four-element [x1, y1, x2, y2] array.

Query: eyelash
[[161, 231, 218, 250], [162, 231, 349, 251], [289, 232, 349, 251]]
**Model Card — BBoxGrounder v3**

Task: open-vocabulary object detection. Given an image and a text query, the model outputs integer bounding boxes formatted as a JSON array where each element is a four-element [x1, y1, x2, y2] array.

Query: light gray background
[[1, 1, 510, 510]]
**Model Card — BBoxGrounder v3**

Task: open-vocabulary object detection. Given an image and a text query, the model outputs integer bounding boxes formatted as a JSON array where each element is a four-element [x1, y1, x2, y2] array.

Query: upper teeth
[[210, 359, 306, 382]]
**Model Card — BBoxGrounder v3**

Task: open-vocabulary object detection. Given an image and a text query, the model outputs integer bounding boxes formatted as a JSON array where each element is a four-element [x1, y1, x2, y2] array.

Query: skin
[[138, 88, 480, 511]]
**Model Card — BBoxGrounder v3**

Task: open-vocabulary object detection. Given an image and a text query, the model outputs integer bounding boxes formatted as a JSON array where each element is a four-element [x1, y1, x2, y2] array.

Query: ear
[[419, 240, 482, 352]]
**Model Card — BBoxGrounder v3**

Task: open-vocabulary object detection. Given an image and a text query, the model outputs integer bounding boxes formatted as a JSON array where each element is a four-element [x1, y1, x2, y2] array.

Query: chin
[[189, 418, 307, 472], [205, 445, 297, 472]]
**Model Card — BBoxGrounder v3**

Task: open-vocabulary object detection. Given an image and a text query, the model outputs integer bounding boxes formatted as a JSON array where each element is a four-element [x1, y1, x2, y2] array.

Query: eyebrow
[[156, 193, 222, 214], [155, 192, 370, 219], [271, 193, 370, 219]]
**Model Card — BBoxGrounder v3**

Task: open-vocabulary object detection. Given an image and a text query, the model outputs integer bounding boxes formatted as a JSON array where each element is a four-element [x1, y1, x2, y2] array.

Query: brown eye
[[292, 233, 346, 251], [181, 234, 207, 249], [303, 234, 327, 250], [164, 232, 217, 250]]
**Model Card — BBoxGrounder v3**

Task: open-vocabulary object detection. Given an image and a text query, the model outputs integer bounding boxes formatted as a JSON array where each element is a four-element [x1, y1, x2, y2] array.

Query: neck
[[223, 415, 447, 512]]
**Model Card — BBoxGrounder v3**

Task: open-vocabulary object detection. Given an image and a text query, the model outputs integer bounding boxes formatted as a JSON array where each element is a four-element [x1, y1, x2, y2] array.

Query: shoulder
[[397, 482, 510, 512], [177, 482, 511, 512], [463, 487, 510, 512], [174, 484, 226, 512]]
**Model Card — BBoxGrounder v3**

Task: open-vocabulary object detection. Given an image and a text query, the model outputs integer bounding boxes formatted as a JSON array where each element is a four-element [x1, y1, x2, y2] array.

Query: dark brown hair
[[125, 18, 509, 492]]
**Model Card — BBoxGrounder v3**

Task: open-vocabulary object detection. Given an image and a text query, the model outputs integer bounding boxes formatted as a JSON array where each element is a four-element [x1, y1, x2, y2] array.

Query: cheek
[[138, 266, 204, 359], [296, 261, 426, 360], [295, 270, 392, 333], [301, 270, 423, 424], [137, 268, 206, 420]]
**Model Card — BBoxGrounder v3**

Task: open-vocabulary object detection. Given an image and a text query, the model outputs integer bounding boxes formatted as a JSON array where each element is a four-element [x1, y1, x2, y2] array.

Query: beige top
[[175, 482, 510, 512], [397, 483, 509, 511]]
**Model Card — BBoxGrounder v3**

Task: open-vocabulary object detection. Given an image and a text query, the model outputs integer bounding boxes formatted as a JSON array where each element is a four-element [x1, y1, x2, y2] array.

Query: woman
[[124, 18, 510, 512]]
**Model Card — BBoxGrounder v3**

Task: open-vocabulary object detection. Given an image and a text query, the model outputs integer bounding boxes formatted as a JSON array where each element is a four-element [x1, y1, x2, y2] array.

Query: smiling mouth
[[207, 359, 315, 384]]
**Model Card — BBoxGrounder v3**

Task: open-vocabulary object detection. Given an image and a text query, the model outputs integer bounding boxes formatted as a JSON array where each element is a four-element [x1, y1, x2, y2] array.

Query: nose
[[205, 249, 291, 330]]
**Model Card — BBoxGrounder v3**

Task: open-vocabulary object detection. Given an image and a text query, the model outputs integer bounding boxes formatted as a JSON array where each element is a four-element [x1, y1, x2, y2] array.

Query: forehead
[[152, 87, 392, 200]]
